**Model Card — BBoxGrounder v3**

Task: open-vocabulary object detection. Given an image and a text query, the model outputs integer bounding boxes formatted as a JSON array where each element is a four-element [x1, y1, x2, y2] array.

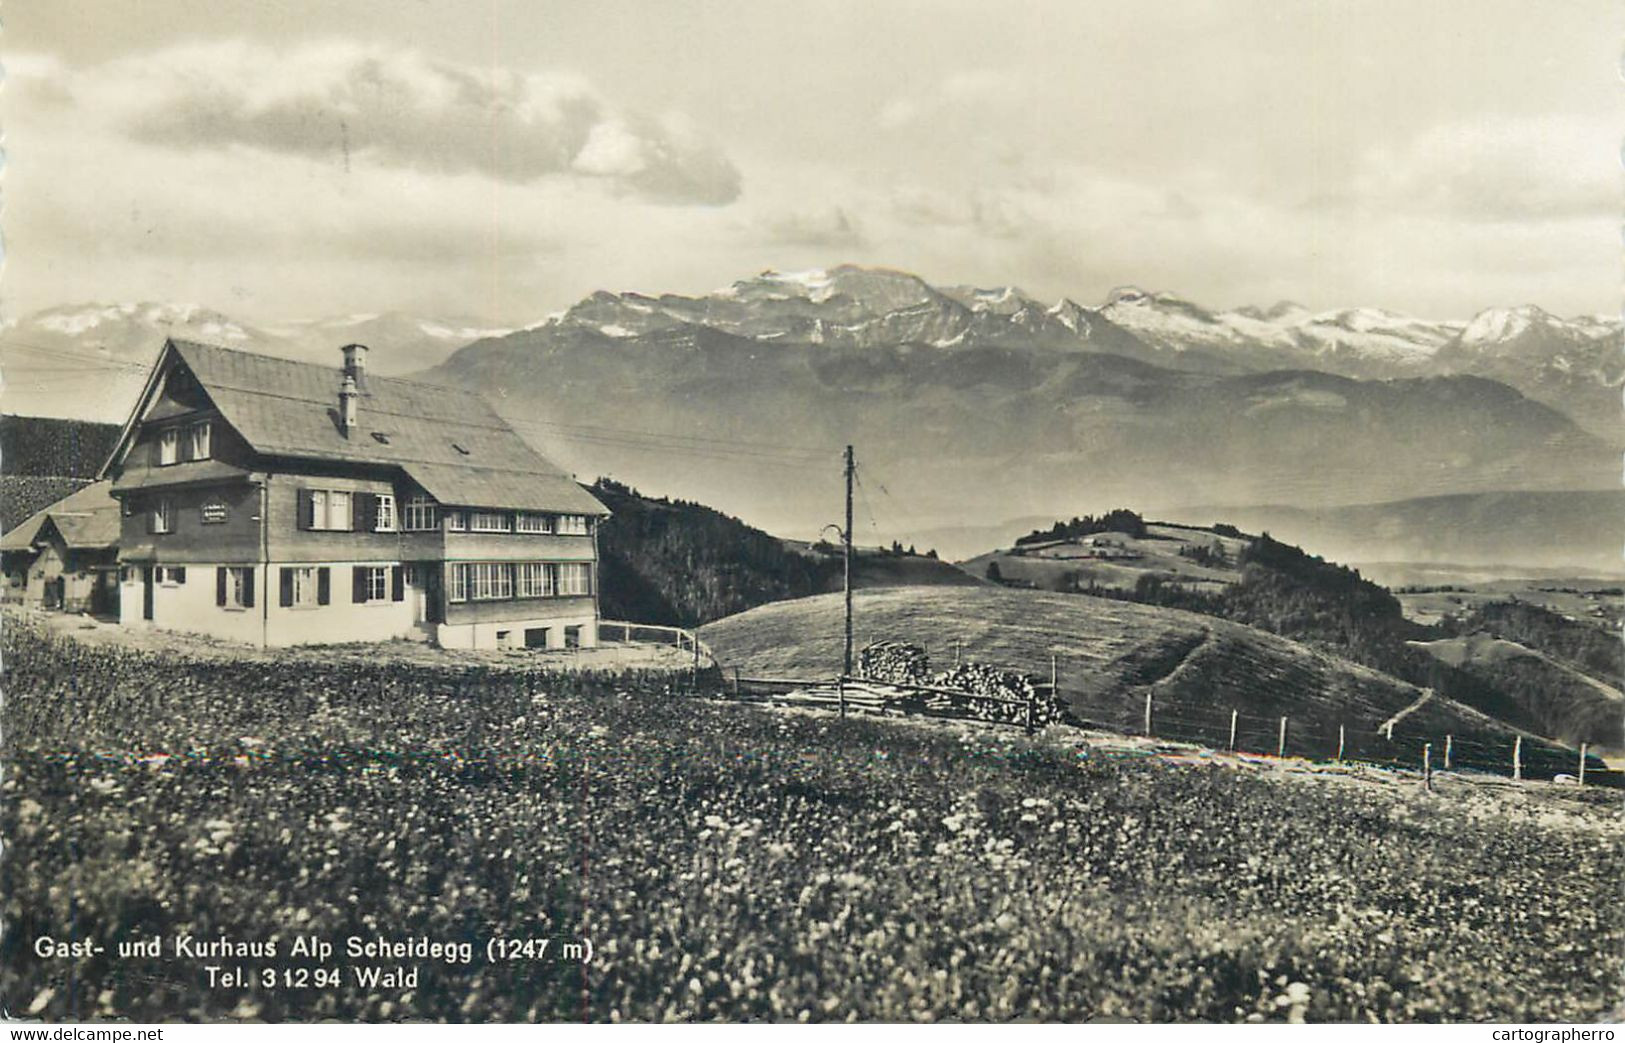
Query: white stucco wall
[[120, 560, 422, 647], [121, 563, 265, 644], [436, 612, 598, 651], [265, 562, 418, 647]]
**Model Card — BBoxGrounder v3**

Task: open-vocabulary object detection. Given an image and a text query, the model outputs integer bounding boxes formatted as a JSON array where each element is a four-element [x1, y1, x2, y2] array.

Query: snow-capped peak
[[1459, 305, 1554, 345], [754, 268, 838, 302]]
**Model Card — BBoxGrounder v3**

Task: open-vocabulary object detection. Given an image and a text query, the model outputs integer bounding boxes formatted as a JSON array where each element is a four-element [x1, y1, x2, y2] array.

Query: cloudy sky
[[5, 0, 1619, 325]]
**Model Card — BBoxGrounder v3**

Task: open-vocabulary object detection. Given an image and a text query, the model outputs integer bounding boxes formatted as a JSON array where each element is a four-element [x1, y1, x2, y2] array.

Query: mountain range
[[3, 266, 1616, 568], [517, 266, 1621, 441], [414, 266, 1618, 544], [0, 302, 508, 422]]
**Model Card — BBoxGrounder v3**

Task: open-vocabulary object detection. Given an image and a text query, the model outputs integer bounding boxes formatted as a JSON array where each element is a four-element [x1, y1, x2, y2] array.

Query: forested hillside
[[590, 479, 838, 627], [1, 415, 121, 479], [2, 416, 122, 530]]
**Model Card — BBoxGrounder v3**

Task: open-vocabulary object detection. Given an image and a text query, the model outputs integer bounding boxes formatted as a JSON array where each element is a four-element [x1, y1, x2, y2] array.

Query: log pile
[[859, 641, 932, 685], [856, 640, 1070, 727]]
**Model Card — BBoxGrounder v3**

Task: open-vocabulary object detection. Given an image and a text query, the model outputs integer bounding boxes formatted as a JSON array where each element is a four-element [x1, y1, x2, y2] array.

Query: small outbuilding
[[1, 480, 121, 615]]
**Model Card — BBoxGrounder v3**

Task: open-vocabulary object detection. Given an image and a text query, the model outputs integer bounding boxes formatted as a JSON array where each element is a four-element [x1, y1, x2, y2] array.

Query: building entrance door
[[422, 564, 443, 625]]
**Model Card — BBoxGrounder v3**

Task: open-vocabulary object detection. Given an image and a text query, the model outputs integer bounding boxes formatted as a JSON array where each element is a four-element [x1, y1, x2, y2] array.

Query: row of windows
[[157, 421, 212, 466], [278, 565, 403, 607], [447, 561, 592, 603], [134, 489, 593, 538], [419, 503, 592, 536]]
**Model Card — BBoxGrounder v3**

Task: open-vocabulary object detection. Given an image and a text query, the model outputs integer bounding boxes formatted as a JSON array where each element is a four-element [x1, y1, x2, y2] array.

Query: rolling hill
[[699, 585, 1577, 775]]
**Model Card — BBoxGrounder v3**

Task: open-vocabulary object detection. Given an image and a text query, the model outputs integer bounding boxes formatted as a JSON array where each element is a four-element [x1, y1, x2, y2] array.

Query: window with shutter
[[317, 568, 331, 605], [217, 567, 227, 606], [280, 568, 295, 607], [391, 565, 404, 602], [353, 492, 373, 532], [352, 566, 368, 603]]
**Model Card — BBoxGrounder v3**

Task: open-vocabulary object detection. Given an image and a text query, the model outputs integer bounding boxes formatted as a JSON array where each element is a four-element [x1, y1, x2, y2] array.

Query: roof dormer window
[[158, 428, 180, 466]]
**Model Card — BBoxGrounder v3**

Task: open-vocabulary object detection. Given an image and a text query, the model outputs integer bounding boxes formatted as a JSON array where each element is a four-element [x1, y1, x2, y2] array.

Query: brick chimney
[[341, 343, 370, 393], [339, 373, 359, 435]]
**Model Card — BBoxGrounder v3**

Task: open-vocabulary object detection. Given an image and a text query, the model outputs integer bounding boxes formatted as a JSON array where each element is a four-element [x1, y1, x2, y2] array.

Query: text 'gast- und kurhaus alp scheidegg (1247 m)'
[[100, 339, 610, 649]]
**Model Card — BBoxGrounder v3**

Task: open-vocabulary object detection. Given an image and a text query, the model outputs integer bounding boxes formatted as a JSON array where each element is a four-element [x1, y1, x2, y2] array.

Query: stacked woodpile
[[859, 641, 932, 684], [856, 640, 1069, 727]]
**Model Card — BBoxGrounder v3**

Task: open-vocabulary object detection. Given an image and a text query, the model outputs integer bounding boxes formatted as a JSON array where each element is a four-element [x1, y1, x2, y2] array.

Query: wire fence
[[706, 661, 1619, 788]]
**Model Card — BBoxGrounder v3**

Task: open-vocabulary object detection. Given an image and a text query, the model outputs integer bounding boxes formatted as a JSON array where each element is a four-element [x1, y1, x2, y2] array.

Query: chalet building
[[100, 339, 610, 649], [1, 481, 121, 614]]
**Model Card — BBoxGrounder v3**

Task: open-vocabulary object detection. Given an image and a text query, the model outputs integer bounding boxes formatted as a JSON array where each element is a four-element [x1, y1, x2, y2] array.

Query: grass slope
[[3, 617, 1620, 1022], [700, 586, 1574, 773]]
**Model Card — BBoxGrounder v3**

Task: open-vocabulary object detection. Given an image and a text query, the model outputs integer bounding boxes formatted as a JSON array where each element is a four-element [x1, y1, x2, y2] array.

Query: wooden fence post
[[691, 634, 699, 688], [1423, 742, 1433, 791], [1144, 689, 1154, 738], [1050, 653, 1057, 693], [1025, 685, 1035, 736], [1579, 742, 1588, 786], [1277, 716, 1287, 759], [732, 666, 740, 698], [838, 675, 847, 720], [1336, 724, 1345, 763], [1444, 734, 1452, 771], [1228, 709, 1238, 752], [1512, 736, 1522, 782]]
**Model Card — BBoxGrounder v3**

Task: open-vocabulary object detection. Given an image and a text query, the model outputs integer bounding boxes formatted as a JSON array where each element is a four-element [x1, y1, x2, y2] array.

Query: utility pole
[[843, 444, 855, 680]]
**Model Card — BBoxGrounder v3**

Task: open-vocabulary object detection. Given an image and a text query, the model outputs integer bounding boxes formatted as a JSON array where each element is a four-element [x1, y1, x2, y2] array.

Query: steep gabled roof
[[107, 339, 607, 515], [0, 480, 120, 552]]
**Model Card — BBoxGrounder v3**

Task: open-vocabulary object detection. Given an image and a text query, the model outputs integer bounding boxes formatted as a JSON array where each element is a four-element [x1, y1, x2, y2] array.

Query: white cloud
[[31, 40, 741, 206]]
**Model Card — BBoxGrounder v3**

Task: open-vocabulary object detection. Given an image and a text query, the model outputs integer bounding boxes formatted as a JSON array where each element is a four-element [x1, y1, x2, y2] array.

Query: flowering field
[[3, 617, 1621, 1023]]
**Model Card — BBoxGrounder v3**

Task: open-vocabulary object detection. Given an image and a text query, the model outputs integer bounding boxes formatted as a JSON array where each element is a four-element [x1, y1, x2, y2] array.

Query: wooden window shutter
[[216, 567, 227, 607], [242, 569, 255, 608], [317, 568, 331, 606], [352, 565, 368, 603], [353, 493, 373, 533], [175, 567, 186, 584], [391, 565, 404, 602], [280, 568, 294, 608], [297, 489, 314, 531]]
